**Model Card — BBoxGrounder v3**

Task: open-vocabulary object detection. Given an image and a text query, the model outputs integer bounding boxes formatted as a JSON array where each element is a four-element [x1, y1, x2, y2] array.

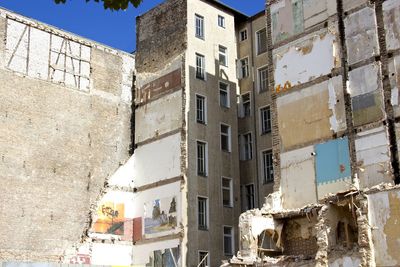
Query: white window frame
[[261, 150, 274, 184], [220, 123, 231, 152], [218, 15, 225, 28], [256, 27, 267, 55], [219, 45, 228, 67], [195, 14, 204, 39], [239, 132, 253, 161], [196, 94, 207, 124], [219, 81, 230, 108], [239, 57, 249, 79], [239, 28, 248, 42], [198, 196, 209, 230], [260, 105, 271, 134], [258, 65, 268, 92], [223, 225, 234, 256], [222, 177, 233, 207], [198, 250, 209, 267], [245, 183, 255, 210], [197, 140, 208, 176], [196, 53, 206, 80]]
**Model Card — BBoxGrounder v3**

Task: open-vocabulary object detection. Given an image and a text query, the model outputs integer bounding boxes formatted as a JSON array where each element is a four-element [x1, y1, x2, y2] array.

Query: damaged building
[[1, 0, 400, 266], [229, 0, 400, 266]]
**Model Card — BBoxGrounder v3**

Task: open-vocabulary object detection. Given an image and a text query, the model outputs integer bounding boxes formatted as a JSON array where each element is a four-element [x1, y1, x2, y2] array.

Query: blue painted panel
[[315, 138, 351, 185]]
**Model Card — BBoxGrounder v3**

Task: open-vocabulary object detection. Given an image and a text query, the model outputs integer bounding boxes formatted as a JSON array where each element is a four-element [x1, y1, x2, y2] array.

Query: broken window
[[198, 251, 209, 267], [239, 58, 249, 79], [239, 133, 252, 161], [219, 45, 227, 66], [258, 66, 268, 92], [240, 29, 248, 41], [245, 184, 255, 210], [242, 93, 251, 117]]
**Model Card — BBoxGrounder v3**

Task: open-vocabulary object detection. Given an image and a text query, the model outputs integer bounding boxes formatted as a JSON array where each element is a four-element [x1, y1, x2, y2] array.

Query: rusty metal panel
[[136, 68, 181, 104]]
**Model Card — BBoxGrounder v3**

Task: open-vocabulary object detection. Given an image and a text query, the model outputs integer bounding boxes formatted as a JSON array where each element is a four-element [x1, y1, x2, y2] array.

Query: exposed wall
[[0, 8, 134, 262]]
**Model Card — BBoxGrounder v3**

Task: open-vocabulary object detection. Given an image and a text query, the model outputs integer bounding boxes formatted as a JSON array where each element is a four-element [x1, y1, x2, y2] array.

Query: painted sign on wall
[[93, 202, 125, 235], [146, 246, 180, 267], [144, 196, 177, 235]]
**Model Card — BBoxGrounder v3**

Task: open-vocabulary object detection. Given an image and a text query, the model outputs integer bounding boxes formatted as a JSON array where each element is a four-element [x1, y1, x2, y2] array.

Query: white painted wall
[[91, 243, 133, 266], [132, 238, 180, 265], [280, 146, 317, 209], [136, 90, 182, 144], [273, 28, 339, 88], [348, 63, 382, 97]]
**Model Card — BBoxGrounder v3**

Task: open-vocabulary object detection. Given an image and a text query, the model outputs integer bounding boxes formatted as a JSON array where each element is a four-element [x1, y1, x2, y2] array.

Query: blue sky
[[0, 0, 265, 52]]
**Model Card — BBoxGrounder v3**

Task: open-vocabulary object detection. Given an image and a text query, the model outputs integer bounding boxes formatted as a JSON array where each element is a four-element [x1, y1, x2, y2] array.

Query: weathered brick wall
[[0, 12, 134, 262], [135, 0, 187, 73]]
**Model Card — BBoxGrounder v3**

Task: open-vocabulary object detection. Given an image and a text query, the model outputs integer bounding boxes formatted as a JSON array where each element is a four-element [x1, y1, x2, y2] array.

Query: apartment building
[[231, 0, 400, 266], [236, 11, 275, 212]]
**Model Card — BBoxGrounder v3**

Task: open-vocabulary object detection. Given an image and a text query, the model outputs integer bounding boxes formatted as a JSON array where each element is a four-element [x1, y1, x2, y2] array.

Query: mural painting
[[144, 196, 177, 235], [146, 246, 180, 267], [93, 201, 125, 235]]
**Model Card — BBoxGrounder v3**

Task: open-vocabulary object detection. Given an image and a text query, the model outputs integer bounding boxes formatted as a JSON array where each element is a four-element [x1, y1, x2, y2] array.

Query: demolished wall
[[0, 8, 135, 262]]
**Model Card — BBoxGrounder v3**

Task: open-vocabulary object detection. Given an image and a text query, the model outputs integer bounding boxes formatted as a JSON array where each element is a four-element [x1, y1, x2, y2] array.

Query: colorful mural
[[93, 202, 125, 235], [146, 246, 180, 267], [144, 196, 177, 235]]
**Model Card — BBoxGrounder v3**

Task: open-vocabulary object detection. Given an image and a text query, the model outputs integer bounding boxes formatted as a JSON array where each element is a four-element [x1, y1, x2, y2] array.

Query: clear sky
[[0, 0, 265, 53]]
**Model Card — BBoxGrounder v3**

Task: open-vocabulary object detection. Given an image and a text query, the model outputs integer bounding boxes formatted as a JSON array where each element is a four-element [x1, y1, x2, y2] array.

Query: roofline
[[201, 0, 249, 21]]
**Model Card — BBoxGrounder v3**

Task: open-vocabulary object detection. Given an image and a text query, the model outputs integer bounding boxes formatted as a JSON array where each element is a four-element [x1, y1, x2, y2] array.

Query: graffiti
[[144, 196, 177, 235], [69, 254, 91, 264], [93, 202, 125, 235], [275, 81, 292, 93]]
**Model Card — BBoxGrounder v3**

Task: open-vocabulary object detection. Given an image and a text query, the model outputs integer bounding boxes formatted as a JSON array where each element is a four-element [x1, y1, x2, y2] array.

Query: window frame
[[223, 225, 234, 256], [220, 123, 231, 152], [195, 14, 204, 39], [260, 105, 272, 134], [198, 196, 209, 230], [242, 132, 253, 161], [198, 251, 209, 267], [218, 15, 225, 28], [219, 45, 228, 67], [239, 29, 248, 42], [256, 27, 267, 55], [239, 57, 249, 79], [222, 177, 233, 208], [197, 140, 208, 177], [258, 65, 268, 93], [261, 149, 274, 184], [196, 53, 206, 80], [242, 92, 251, 117], [245, 183, 255, 210], [196, 94, 207, 124], [219, 81, 230, 108]]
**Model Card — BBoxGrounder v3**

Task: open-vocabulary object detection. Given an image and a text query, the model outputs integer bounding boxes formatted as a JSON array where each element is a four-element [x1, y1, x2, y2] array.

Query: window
[[256, 28, 267, 55], [223, 226, 234, 255], [240, 29, 247, 41], [219, 82, 229, 108], [218, 15, 225, 28], [258, 67, 268, 92], [262, 150, 274, 183], [219, 45, 227, 66], [220, 124, 231, 152], [239, 58, 249, 79], [198, 197, 208, 230], [239, 133, 252, 161], [242, 93, 251, 117], [197, 141, 207, 176], [222, 177, 233, 207], [198, 251, 209, 267], [195, 14, 204, 39], [196, 53, 205, 80], [196, 95, 206, 124], [260, 106, 271, 134], [246, 184, 255, 210]]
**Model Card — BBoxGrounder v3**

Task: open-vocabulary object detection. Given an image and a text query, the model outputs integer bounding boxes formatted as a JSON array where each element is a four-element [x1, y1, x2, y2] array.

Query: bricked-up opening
[[374, 0, 400, 184]]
